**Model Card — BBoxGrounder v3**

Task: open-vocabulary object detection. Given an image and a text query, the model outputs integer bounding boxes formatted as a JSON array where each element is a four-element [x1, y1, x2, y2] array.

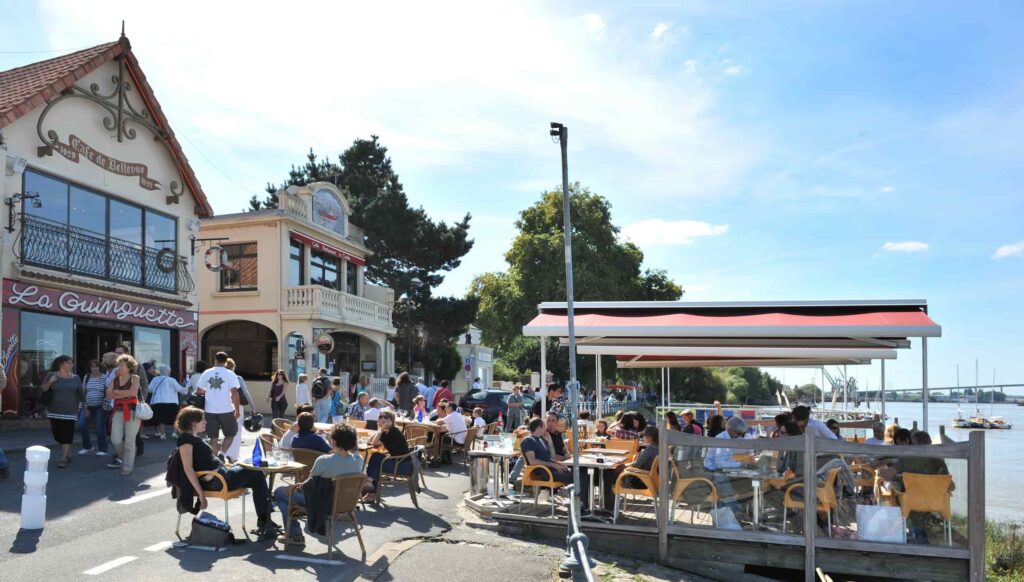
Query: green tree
[[469, 184, 682, 382], [266, 140, 477, 379]]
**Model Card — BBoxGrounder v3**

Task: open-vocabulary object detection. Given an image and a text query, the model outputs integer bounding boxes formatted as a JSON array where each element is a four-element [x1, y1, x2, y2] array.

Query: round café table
[[234, 459, 307, 505]]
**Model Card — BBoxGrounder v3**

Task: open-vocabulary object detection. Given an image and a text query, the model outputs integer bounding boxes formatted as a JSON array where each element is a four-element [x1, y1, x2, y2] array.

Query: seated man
[[273, 424, 364, 545], [363, 398, 392, 431], [280, 404, 315, 450], [864, 421, 886, 446], [602, 425, 659, 510], [346, 392, 371, 421], [520, 417, 591, 517], [704, 416, 754, 510], [290, 412, 331, 454], [543, 411, 569, 461], [438, 402, 468, 446]]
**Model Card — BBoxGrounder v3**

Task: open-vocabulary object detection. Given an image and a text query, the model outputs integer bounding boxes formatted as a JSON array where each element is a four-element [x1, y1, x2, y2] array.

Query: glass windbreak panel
[[289, 240, 304, 285], [69, 187, 107, 278], [814, 447, 969, 548], [109, 200, 143, 284], [18, 312, 74, 410], [667, 434, 805, 535], [134, 326, 171, 374], [309, 249, 339, 290], [24, 169, 68, 223]]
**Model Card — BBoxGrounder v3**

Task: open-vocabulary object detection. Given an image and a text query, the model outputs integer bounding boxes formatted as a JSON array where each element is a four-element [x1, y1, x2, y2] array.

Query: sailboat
[[952, 365, 975, 428], [955, 362, 1013, 430], [983, 370, 1013, 429]]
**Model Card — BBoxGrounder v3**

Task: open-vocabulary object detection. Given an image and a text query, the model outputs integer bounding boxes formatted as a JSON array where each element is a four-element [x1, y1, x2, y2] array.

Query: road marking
[[275, 554, 344, 566], [116, 487, 171, 505], [83, 556, 138, 575], [144, 541, 174, 552]]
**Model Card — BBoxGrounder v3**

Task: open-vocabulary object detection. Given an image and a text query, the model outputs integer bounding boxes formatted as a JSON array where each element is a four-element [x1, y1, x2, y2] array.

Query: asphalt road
[[0, 432, 472, 581]]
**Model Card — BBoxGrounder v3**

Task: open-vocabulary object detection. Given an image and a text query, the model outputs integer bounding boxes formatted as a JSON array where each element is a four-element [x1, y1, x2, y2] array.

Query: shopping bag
[[856, 504, 905, 543]]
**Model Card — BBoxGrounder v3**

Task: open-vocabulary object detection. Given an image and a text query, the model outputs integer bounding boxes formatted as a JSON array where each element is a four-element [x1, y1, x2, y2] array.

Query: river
[[840, 400, 1022, 521]]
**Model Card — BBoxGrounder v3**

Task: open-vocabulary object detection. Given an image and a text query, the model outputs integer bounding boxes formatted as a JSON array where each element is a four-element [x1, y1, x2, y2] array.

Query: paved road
[[0, 430, 472, 581]]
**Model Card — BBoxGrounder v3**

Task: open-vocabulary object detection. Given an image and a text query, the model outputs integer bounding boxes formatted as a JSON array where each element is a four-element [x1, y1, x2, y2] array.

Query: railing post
[[803, 430, 816, 582], [968, 430, 985, 582], [657, 420, 670, 562]]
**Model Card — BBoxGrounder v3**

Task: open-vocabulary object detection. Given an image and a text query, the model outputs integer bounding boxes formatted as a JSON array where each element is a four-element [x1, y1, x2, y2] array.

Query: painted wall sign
[[2, 279, 196, 329], [312, 189, 346, 235], [51, 134, 161, 191]]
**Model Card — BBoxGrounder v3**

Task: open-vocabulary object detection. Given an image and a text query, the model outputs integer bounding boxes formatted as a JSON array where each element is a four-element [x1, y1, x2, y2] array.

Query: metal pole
[[922, 338, 929, 432], [843, 364, 848, 411], [880, 359, 886, 419], [820, 367, 825, 410], [406, 298, 413, 373], [595, 355, 602, 418], [540, 337, 548, 417]]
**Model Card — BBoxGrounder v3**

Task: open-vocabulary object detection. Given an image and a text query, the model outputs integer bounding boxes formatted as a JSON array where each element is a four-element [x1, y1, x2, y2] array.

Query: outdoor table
[[580, 438, 607, 448], [398, 420, 447, 459], [572, 453, 627, 511], [468, 448, 519, 508], [234, 459, 306, 506], [718, 467, 781, 527]]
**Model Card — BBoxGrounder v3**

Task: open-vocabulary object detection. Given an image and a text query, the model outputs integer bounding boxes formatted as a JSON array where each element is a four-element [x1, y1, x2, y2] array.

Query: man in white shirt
[[471, 377, 482, 391], [704, 416, 753, 511], [195, 351, 241, 456], [792, 405, 839, 440], [438, 402, 469, 445], [864, 421, 886, 446]]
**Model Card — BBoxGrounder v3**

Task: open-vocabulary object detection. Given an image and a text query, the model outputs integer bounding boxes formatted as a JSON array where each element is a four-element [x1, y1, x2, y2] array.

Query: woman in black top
[[366, 410, 413, 492], [174, 407, 277, 534]]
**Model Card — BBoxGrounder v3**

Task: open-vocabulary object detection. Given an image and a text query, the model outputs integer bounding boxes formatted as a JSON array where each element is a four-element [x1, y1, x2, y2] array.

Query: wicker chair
[[373, 445, 426, 508], [175, 470, 249, 541], [281, 474, 367, 560], [272, 418, 291, 437], [449, 426, 480, 465], [290, 447, 326, 482]]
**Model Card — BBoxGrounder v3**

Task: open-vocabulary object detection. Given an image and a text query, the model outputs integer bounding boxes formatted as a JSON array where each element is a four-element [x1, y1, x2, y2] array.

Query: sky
[[2, 0, 1022, 394]]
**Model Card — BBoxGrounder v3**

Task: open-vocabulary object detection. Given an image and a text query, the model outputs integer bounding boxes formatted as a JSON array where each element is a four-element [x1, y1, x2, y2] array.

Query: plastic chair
[[612, 457, 660, 523], [896, 473, 954, 545], [670, 463, 719, 526], [272, 418, 291, 437], [604, 439, 639, 459], [520, 464, 567, 517], [176, 470, 250, 541], [783, 468, 840, 536]]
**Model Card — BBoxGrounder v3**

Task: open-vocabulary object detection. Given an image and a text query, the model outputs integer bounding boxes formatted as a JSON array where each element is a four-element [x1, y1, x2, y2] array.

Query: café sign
[[51, 134, 161, 191], [3, 279, 195, 329]]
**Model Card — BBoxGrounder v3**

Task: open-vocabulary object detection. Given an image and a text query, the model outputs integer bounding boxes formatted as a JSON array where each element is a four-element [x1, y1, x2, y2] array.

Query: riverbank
[[989, 520, 1024, 581]]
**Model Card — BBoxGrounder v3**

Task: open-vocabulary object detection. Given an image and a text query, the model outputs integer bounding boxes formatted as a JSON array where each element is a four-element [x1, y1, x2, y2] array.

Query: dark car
[[458, 389, 535, 424]]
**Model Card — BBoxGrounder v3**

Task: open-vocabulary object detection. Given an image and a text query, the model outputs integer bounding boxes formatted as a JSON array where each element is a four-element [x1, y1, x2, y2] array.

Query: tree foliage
[[265, 139, 477, 378]]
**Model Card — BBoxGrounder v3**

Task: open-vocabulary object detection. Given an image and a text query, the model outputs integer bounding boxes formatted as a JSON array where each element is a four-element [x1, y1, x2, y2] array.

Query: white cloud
[[993, 241, 1024, 259], [621, 219, 729, 247], [882, 241, 929, 253], [683, 59, 698, 73], [651, 21, 671, 43], [582, 13, 605, 40], [723, 65, 742, 76], [880, 185, 895, 193]]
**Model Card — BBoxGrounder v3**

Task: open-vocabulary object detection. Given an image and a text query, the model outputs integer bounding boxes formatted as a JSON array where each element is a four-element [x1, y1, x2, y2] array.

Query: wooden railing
[[283, 285, 394, 331], [655, 429, 985, 581]]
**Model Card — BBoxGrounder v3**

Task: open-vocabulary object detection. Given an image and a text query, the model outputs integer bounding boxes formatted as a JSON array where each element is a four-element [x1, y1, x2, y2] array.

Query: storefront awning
[[290, 231, 366, 266]]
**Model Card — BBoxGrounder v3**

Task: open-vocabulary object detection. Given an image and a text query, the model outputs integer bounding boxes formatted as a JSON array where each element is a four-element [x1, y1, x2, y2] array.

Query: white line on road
[[116, 487, 171, 505], [83, 556, 138, 575], [144, 541, 174, 552], [275, 554, 344, 566]]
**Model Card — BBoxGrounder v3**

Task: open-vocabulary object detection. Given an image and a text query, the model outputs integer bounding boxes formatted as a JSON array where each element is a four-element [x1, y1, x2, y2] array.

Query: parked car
[[458, 389, 535, 424]]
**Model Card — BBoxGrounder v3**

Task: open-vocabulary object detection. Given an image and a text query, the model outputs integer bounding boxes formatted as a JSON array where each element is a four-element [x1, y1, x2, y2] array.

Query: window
[[309, 249, 340, 290], [346, 261, 358, 295], [19, 312, 74, 394], [134, 326, 172, 373], [20, 169, 178, 293], [201, 321, 277, 380], [220, 242, 258, 291], [289, 239, 304, 286]]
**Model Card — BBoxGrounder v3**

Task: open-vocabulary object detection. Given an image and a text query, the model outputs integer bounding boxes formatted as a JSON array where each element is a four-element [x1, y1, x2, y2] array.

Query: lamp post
[[405, 277, 422, 373]]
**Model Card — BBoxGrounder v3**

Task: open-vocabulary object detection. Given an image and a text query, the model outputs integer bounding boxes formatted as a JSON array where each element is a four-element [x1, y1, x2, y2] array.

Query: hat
[[681, 409, 695, 417]]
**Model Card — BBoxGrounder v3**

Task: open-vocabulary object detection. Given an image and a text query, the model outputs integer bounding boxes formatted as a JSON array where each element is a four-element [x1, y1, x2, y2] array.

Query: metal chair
[[897, 472, 954, 545], [175, 471, 249, 541]]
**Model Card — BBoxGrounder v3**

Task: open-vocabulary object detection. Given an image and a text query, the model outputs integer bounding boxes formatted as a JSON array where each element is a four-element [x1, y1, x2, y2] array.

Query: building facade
[[452, 325, 494, 394], [197, 183, 396, 409], [0, 38, 211, 416]]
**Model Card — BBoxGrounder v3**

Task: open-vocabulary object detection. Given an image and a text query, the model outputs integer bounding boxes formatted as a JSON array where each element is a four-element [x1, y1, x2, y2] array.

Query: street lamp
[[405, 277, 422, 374]]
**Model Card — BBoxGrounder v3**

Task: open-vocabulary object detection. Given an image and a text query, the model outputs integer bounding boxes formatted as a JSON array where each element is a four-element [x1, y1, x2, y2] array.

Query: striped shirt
[[83, 375, 107, 407]]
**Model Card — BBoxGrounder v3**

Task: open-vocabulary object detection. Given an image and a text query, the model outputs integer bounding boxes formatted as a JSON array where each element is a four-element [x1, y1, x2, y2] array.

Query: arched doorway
[[326, 331, 381, 379], [201, 321, 278, 381]]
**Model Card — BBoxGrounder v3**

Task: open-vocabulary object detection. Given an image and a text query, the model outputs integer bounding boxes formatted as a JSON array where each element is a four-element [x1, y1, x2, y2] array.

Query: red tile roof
[[0, 37, 213, 217]]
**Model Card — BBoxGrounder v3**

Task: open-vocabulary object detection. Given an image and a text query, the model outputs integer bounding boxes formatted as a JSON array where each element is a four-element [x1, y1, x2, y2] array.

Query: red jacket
[[432, 387, 454, 408]]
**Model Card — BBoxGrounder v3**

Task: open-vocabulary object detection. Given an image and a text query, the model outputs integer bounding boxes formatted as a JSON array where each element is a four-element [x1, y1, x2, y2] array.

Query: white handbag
[[856, 504, 905, 543], [135, 402, 154, 421]]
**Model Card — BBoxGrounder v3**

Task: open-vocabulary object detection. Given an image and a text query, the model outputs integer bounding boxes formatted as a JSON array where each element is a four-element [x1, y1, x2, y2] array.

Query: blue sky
[[2, 1, 1022, 393]]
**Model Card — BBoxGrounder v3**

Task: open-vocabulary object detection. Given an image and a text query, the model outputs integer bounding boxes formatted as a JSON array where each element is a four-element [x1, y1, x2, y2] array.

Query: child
[[295, 373, 311, 406], [471, 407, 486, 430], [413, 395, 428, 421]]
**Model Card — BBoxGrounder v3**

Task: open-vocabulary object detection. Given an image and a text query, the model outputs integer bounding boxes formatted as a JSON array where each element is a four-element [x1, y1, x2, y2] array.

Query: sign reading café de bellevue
[[51, 134, 161, 191], [2, 279, 196, 329]]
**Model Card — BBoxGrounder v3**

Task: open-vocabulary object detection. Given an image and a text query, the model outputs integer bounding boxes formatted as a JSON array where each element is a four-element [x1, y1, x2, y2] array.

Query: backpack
[[311, 377, 328, 400]]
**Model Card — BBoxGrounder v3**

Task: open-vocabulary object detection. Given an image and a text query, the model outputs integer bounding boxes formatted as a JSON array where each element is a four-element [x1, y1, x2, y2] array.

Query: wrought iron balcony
[[19, 214, 195, 295]]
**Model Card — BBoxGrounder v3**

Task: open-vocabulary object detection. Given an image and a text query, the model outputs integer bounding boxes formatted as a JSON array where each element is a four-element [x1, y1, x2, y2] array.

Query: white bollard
[[20, 445, 50, 530]]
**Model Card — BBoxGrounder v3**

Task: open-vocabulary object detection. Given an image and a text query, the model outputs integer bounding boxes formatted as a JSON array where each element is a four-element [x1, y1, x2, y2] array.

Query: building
[[452, 325, 494, 394], [0, 37, 211, 417], [196, 182, 397, 409]]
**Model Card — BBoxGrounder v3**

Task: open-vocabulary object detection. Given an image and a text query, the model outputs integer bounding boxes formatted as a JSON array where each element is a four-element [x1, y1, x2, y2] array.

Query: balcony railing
[[19, 215, 195, 295], [284, 285, 394, 331]]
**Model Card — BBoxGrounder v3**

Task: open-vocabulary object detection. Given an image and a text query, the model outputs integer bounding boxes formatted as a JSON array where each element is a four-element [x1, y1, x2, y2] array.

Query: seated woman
[[364, 410, 414, 501], [290, 412, 331, 453], [594, 419, 609, 438], [174, 407, 278, 535], [272, 424, 364, 545], [602, 425, 659, 510], [607, 412, 639, 440], [412, 395, 428, 421]]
